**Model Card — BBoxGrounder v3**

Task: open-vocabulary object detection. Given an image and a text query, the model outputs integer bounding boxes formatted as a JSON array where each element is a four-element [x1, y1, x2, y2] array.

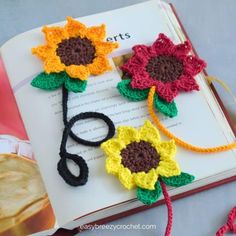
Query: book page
[[1, 0, 236, 227]]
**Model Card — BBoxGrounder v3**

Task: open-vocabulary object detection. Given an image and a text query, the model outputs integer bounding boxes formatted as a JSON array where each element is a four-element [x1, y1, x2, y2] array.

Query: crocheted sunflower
[[117, 33, 206, 117], [101, 120, 194, 205], [31, 17, 118, 92]]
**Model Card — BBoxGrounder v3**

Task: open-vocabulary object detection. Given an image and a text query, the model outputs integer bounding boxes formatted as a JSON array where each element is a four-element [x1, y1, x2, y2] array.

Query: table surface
[[1, 0, 236, 235]]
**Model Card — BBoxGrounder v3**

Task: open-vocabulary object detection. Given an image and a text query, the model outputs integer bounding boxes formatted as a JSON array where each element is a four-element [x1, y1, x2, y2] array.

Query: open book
[[0, 0, 236, 235]]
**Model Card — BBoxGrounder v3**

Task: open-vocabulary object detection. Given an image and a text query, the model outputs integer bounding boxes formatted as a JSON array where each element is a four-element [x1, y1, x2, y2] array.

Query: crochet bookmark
[[30, 18, 236, 235], [101, 121, 195, 236], [31, 17, 118, 186], [216, 207, 236, 236], [117, 33, 236, 153]]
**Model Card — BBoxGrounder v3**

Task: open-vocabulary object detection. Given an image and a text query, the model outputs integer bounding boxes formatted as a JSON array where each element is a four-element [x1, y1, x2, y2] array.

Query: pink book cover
[[0, 58, 28, 140], [0, 58, 56, 236]]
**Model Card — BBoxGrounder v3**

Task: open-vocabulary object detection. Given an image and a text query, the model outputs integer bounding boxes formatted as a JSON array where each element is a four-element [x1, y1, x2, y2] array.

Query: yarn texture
[[31, 72, 87, 92], [148, 86, 236, 153], [101, 120, 181, 190], [31, 17, 118, 186], [162, 172, 195, 187], [117, 78, 177, 117], [137, 181, 162, 205], [101, 121, 195, 236], [216, 207, 236, 236], [120, 33, 206, 103], [31, 16, 118, 92]]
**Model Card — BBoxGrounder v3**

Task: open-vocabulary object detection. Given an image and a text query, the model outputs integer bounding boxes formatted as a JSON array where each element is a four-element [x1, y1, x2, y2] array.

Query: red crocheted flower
[[121, 33, 206, 103]]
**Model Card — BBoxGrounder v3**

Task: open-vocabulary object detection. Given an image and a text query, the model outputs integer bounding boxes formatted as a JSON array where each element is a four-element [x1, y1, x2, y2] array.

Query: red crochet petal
[[132, 44, 154, 61], [120, 33, 206, 103], [174, 74, 199, 92], [183, 55, 206, 76], [155, 82, 178, 103], [121, 55, 146, 76], [173, 40, 192, 57], [151, 33, 175, 55], [130, 71, 153, 90]]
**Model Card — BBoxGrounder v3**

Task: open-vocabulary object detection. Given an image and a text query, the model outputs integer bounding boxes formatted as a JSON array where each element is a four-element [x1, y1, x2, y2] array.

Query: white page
[[1, 0, 236, 226]]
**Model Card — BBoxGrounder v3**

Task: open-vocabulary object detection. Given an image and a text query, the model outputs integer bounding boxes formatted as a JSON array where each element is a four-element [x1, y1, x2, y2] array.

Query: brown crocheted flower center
[[121, 141, 160, 173], [146, 55, 183, 83], [56, 37, 96, 66]]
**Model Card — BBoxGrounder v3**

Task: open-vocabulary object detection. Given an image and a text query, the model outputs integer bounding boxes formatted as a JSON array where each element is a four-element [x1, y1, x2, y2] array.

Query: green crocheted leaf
[[65, 76, 87, 93], [161, 172, 195, 187], [154, 93, 178, 118], [31, 72, 66, 90], [117, 79, 149, 101], [136, 181, 162, 205]]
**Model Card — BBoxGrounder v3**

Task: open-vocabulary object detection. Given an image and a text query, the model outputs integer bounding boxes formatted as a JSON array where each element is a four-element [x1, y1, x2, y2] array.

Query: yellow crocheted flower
[[101, 120, 180, 190], [32, 17, 118, 80]]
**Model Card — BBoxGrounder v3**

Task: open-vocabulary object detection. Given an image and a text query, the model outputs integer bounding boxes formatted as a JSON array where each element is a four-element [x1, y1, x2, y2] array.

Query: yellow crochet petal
[[139, 120, 160, 144], [101, 138, 125, 156], [65, 16, 87, 38], [95, 41, 119, 56], [65, 64, 90, 80], [42, 26, 68, 45], [32, 45, 55, 60], [133, 169, 158, 190], [106, 157, 122, 175], [86, 24, 106, 41], [157, 159, 181, 178], [118, 166, 135, 190], [156, 140, 176, 161], [88, 56, 112, 75], [44, 55, 65, 73], [117, 126, 140, 145]]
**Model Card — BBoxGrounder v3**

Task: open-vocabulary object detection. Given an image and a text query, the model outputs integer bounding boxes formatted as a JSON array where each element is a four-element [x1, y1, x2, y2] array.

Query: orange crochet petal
[[65, 16, 87, 38], [32, 17, 119, 82], [66, 64, 90, 80], [88, 56, 112, 75], [42, 26, 68, 45], [44, 56, 65, 73], [95, 41, 119, 56], [32, 45, 55, 60], [86, 24, 106, 41]]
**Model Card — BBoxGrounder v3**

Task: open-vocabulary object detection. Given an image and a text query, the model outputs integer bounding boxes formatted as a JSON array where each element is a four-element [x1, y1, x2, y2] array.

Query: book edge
[[169, 3, 236, 137]]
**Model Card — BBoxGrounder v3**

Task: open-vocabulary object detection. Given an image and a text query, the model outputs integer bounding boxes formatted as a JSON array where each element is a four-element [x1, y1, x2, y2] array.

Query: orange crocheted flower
[[32, 17, 118, 81]]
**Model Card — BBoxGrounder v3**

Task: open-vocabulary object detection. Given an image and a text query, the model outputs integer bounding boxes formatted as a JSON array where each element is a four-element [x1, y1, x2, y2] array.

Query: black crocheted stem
[[62, 86, 115, 146], [58, 152, 88, 186], [62, 85, 69, 126], [60, 112, 116, 153], [58, 85, 115, 186]]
